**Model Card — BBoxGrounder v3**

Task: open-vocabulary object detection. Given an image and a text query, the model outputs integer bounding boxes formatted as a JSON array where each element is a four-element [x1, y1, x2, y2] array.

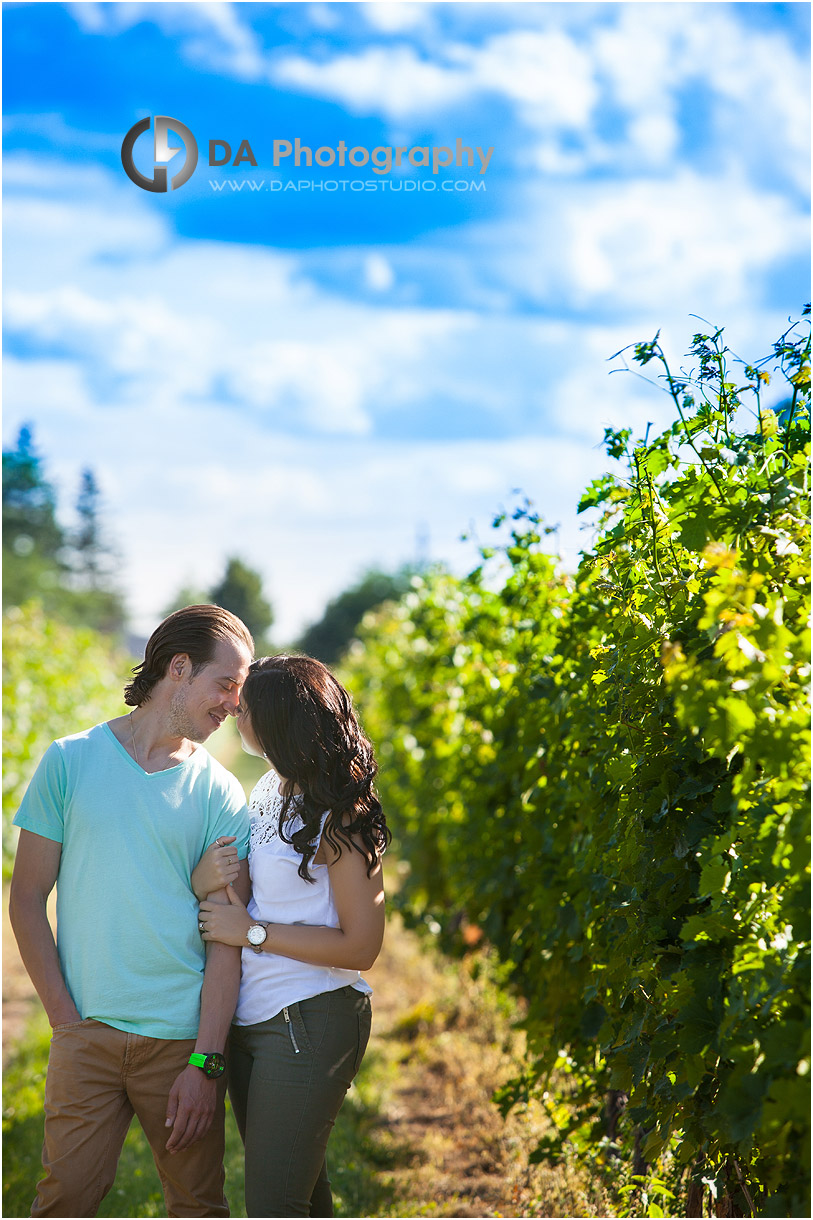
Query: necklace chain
[[129, 710, 142, 769]]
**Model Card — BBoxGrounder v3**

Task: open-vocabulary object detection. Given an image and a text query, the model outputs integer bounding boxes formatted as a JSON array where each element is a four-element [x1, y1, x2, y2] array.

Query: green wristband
[[188, 1051, 226, 1078]]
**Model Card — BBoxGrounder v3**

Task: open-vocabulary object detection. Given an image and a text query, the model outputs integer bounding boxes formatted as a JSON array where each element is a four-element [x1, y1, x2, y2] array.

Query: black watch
[[188, 1051, 226, 1078]]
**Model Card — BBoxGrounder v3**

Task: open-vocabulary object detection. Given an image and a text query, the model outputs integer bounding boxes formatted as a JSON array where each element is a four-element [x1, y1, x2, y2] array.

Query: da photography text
[[122, 115, 494, 193]]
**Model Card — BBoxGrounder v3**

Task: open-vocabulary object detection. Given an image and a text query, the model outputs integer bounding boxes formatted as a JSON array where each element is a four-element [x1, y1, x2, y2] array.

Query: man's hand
[[164, 1065, 217, 1154], [49, 1002, 82, 1028]]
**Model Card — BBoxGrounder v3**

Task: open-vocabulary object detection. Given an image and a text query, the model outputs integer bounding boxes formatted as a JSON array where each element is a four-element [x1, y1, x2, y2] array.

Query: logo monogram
[[121, 116, 198, 192]]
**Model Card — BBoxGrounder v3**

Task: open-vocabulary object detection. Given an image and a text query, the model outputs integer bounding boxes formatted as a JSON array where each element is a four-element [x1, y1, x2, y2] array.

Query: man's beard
[[167, 684, 208, 743]]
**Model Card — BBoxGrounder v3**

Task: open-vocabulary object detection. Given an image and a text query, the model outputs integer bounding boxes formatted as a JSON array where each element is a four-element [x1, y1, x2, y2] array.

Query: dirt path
[[356, 909, 606, 1218]]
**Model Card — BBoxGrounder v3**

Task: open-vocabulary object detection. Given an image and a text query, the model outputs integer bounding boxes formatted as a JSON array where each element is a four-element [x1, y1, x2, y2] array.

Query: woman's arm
[[199, 844, 385, 972], [191, 836, 240, 899]]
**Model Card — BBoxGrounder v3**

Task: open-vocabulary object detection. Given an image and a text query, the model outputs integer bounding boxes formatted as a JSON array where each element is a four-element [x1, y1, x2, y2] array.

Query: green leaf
[[678, 515, 710, 551]]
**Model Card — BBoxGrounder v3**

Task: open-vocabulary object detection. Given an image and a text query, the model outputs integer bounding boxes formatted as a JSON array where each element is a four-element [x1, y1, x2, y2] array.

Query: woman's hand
[[191, 836, 240, 900], [199, 886, 252, 947]]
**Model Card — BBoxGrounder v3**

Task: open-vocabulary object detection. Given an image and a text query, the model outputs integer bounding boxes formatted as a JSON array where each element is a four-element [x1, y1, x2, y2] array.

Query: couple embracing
[[10, 603, 390, 1217]]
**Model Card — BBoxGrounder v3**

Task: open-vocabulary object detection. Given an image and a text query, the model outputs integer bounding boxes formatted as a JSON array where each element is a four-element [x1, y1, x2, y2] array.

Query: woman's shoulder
[[249, 768, 282, 815]]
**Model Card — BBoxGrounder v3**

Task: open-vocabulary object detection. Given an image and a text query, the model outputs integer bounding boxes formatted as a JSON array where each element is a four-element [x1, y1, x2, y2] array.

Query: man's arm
[[9, 830, 81, 1027], [164, 859, 248, 1154]]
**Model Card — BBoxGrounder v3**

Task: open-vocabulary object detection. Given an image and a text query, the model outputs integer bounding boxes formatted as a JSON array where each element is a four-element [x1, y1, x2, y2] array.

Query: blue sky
[[3, 1, 810, 640]]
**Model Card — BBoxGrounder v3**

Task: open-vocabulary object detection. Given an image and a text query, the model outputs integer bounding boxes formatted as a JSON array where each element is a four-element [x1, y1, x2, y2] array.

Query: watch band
[[247, 921, 269, 953], [188, 1051, 226, 1078]]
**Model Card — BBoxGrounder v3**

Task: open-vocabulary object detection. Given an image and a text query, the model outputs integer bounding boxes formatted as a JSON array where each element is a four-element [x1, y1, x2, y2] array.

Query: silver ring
[[198, 920, 205, 931]]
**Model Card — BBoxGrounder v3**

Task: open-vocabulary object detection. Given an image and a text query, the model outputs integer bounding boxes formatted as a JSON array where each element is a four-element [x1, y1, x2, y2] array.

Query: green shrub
[[346, 314, 810, 1216], [3, 602, 133, 872]]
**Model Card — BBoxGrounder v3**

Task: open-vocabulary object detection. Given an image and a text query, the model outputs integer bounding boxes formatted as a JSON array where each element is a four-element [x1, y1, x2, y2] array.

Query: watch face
[[247, 924, 267, 946], [203, 1052, 226, 1079]]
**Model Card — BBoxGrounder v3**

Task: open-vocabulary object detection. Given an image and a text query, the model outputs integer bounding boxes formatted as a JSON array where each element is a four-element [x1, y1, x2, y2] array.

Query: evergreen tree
[[64, 467, 127, 634], [2, 425, 66, 608], [209, 557, 273, 649], [73, 469, 106, 589], [2, 429, 126, 633]]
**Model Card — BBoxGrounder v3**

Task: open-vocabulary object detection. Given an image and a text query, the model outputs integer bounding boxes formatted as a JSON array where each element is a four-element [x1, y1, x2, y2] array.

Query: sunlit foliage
[[346, 314, 810, 1217]]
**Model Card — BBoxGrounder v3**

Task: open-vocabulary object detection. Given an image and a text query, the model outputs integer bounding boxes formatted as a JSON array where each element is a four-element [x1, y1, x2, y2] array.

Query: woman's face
[[236, 701, 295, 792], [236, 702, 265, 759]]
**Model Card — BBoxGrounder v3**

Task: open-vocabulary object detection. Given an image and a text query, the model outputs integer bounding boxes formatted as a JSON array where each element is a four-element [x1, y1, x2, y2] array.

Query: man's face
[[167, 638, 252, 743]]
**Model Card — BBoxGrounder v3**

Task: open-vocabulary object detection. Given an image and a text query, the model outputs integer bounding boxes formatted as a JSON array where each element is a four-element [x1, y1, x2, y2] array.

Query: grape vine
[[346, 313, 810, 1217]]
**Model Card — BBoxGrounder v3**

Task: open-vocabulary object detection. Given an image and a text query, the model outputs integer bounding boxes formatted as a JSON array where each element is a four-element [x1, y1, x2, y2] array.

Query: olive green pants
[[227, 986, 371, 1218]]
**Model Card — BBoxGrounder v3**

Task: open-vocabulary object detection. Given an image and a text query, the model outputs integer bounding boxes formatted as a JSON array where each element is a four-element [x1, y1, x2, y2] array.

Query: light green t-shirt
[[13, 722, 250, 1039]]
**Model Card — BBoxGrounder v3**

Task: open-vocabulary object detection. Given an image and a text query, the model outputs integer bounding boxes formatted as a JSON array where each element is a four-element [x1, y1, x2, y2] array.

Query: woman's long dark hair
[[242, 654, 390, 882]]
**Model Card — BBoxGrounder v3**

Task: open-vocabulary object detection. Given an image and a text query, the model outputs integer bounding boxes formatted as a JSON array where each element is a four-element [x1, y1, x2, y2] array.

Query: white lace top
[[233, 769, 371, 1026]]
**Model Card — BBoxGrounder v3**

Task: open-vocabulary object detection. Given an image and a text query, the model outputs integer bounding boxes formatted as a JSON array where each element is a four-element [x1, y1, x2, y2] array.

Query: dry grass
[[357, 908, 613, 1218]]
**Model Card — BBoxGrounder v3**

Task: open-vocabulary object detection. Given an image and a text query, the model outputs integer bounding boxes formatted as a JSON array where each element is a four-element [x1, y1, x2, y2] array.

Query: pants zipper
[[283, 1006, 300, 1054]]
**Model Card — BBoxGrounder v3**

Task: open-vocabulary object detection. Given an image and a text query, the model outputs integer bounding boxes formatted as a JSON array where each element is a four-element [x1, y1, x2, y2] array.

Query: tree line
[[2, 423, 412, 661]]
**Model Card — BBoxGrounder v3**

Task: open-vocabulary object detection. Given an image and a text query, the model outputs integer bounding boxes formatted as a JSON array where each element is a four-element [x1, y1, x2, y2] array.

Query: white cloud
[[6, 154, 804, 436], [592, 5, 686, 115], [232, 339, 373, 434], [181, 1, 266, 80], [459, 167, 808, 320], [460, 29, 598, 128], [626, 112, 680, 168], [269, 28, 599, 127], [4, 334, 609, 640], [69, 1, 265, 79], [593, 5, 809, 189], [364, 253, 395, 292], [273, 44, 471, 120], [3, 357, 96, 431], [264, 6, 808, 189], [306, 5, 342, 33], [362, 3, 432, 35], [2, 113, 121, 153], [561, 170, 808, 310], [23, 396, 612, 641], [62, 3, 808, 193], [3, 157, 170, 275], [3, 157, 481, 440]]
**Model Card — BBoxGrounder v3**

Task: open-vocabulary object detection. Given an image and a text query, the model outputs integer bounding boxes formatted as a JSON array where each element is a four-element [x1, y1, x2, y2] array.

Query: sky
[[3, 0, 810, 642]]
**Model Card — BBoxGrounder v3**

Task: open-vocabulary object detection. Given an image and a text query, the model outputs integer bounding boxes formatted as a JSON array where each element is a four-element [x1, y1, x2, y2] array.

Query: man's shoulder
[[51, 723, 108, 752], [194, 746, 245, 795]]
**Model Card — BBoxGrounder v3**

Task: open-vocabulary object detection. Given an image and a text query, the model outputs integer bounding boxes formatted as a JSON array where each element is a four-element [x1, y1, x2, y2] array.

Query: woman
[[192, 654, 389, 1218]]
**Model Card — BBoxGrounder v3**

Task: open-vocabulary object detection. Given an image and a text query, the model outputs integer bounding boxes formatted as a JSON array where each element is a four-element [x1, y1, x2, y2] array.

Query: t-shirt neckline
[[101, 721, 201, 778]]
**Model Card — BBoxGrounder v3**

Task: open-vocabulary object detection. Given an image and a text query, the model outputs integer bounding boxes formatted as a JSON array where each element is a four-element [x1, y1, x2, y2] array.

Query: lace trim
[[250, 816, 280, 851], [249, 769, 284, 818], [248, 771, 314, 852], [248, 771, 281, 850], [248, 771, 331, 859]]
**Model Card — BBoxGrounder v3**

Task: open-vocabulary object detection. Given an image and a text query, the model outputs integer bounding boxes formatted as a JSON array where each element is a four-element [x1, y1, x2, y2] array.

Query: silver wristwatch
[[246, 922, 268, 953]]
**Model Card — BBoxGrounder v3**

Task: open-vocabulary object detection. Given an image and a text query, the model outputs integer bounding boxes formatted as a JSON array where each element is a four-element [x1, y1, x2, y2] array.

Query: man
[[9, 604, 254, 1218]]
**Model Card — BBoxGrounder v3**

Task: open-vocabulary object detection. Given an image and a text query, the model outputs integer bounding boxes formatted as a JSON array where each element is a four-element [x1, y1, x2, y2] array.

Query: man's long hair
[[124, 605, 254, 706]]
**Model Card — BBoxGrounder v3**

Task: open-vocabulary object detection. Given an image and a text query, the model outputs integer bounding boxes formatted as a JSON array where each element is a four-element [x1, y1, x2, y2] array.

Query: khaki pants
[[32, 1018, 228, 1218]]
